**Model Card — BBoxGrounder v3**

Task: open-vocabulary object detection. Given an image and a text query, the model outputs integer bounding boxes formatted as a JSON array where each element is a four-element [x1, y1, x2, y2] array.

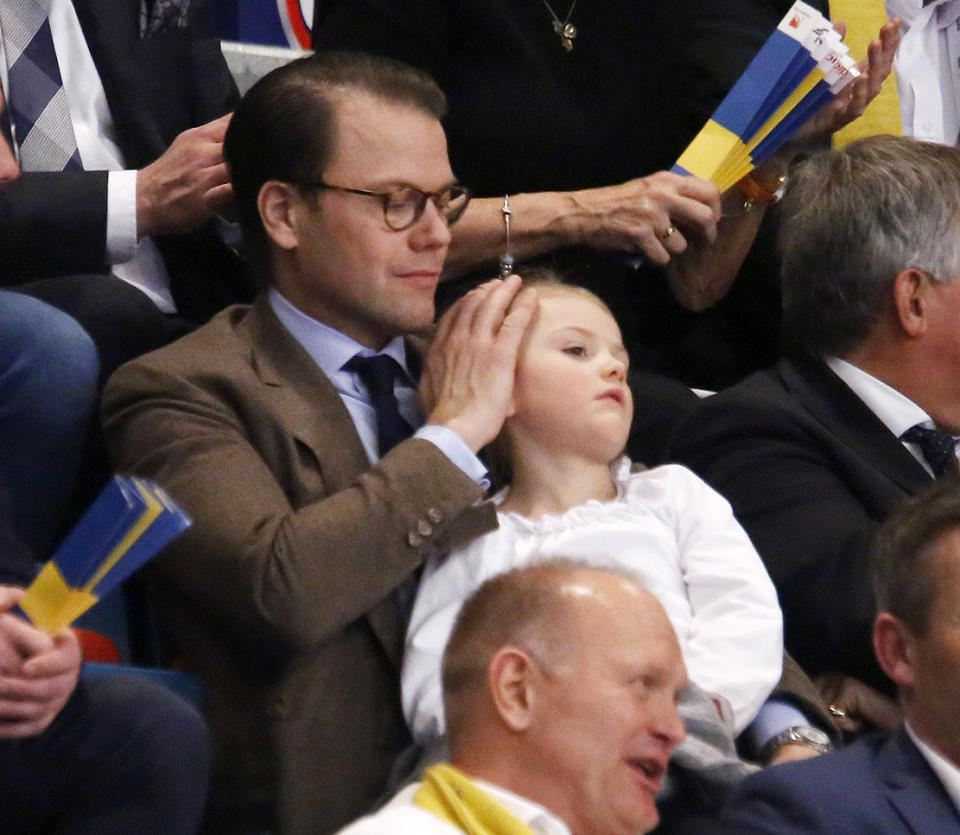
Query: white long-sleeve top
[[402, 458, 783, 740]]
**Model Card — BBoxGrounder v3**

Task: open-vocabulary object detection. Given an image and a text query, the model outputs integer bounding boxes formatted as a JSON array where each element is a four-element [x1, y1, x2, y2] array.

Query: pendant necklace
[[541, 0, 578, 51]]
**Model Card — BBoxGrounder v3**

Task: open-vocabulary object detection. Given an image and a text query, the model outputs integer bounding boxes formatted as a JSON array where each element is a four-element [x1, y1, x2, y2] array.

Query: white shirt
[[335, 779, 571, 835], [906, 722, 960, 814], [268, 288, 488, 484], [826, 356, 957, 477], [887, 0, 960, 145], [402, 458, 783, 739], [0, 0, 175, 311]]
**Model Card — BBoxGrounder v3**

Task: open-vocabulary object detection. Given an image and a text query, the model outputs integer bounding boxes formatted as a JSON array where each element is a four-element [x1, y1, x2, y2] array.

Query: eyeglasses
[[298, 180, 472, 231]]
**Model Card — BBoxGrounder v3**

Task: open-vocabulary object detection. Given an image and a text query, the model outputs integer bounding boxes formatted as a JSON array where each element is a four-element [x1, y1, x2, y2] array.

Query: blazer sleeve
[[712, 763, 845, 834], [101, 358, 495, 658], [0, 172, 109, 283], [669, 393, 879, 687]]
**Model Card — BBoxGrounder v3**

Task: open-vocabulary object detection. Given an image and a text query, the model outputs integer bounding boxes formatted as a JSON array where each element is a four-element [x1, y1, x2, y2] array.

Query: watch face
[[792, 726, 832, 749]]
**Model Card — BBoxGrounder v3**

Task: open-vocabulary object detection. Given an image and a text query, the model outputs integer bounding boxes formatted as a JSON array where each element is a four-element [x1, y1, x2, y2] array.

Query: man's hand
[[0, 586, 80, 739], [421, 275, 538, 452], [796, 18, 900, 142], [816, 673, 901, 736], [568, 172, 721, 265], [137, 113, 234, 239]]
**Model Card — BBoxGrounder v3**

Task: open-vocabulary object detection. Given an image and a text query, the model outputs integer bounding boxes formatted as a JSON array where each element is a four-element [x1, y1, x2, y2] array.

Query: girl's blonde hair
[[482, 267, 623, 489]]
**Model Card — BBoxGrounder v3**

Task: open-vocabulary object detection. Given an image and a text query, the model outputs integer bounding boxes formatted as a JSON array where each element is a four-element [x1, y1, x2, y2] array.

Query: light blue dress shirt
[[268, 288, 488, 486]]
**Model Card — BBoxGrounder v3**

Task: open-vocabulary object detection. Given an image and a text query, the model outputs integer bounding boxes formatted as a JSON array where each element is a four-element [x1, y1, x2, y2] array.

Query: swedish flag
[[20, 475, 190, 634], [674, 1, 859, 191]]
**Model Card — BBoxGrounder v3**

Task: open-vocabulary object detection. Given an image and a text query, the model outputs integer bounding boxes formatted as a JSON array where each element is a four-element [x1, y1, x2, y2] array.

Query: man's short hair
[[441, 559, 635, 742], [873, 477, 960, 635], [779, 135, 960, 357], [223, 50, 446, 258]]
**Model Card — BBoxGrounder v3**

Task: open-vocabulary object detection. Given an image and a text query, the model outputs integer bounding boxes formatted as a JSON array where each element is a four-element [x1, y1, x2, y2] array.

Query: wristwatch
[[759, 725, 833, 763]]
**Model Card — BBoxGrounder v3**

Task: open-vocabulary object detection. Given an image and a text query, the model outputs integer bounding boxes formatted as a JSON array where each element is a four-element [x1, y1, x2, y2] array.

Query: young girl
[[402, 276, 783, 775]]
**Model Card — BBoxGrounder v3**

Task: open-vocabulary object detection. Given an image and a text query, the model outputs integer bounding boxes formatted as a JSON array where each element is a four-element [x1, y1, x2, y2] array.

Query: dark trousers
[[15, 274, 196, 386], [0, 674, 210, 834]]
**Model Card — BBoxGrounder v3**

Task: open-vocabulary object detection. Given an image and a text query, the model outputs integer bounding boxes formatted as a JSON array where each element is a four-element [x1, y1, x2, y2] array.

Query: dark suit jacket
[[713, 730, 960, 833], [101, 296, 496, 833], [669, 357, 934, 691], [0, 0, 249, 320]]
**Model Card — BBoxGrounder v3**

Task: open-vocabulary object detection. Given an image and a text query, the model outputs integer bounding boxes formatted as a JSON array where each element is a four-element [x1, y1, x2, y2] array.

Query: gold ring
[[662, 225, 676, 239], [828, 704, 847, 718]]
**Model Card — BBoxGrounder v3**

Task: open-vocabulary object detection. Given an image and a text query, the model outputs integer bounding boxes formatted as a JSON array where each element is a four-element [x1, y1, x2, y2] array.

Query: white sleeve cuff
[[106, 169, 139, 264], [414, 425, 490, 489]]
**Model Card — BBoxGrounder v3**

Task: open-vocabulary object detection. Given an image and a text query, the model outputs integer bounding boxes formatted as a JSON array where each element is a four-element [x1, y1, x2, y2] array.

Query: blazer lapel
[[780, 357, 933, 495], [243, 298, 409, 666], [245, 297, 370, 487], [879, 730, 960, 833]]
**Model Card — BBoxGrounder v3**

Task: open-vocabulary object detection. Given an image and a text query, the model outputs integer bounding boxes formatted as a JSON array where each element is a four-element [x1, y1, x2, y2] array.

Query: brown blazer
[[102, 296, 496, 834]]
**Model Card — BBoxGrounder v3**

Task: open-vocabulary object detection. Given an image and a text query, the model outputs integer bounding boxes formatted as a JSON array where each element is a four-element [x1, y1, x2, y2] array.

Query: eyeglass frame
[[293, 179, 472, 231]]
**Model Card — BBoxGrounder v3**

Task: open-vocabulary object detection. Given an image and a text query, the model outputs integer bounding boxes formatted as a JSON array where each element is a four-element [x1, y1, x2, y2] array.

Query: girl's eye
[[563, 345, 587, 357]]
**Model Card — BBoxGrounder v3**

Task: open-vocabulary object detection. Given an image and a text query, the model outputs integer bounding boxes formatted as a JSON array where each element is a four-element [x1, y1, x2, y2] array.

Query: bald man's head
[[441, 560, 687, 835]]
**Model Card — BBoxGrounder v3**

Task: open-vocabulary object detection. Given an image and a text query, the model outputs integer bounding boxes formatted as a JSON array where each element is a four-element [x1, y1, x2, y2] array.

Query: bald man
[[337, 560, 688, 835]]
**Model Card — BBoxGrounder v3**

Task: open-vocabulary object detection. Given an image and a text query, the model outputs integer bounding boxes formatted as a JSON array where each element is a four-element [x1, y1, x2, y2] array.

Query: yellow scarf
[[829, 0, 902, 147], [413, 764, 538, 835]]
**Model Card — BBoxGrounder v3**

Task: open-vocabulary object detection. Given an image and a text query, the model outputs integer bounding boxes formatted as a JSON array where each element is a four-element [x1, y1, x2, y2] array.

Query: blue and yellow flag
[[674, 1, 860, 191], [20, 475, 190, 634]]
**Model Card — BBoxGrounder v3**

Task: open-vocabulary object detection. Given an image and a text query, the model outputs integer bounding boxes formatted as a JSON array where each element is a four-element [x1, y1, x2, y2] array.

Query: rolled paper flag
[[673, 1, 860, 191], [19, 475, 190, 634]]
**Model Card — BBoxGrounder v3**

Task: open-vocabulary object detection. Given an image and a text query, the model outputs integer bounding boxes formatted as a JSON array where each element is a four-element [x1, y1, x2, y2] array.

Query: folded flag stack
[[674, 1, 860, 191], [19, 475, 190, 634]]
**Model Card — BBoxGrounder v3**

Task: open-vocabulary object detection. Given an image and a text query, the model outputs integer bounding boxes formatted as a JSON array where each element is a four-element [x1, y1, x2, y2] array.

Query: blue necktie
[[346, 354, 415, 458], [902, 424, 959, 478], [346, 353, 420, 623], [0, 0, 82, 171]]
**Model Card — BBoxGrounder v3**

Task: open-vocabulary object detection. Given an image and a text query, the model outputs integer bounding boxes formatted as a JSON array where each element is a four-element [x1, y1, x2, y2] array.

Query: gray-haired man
[[671, 135, 960, 729]]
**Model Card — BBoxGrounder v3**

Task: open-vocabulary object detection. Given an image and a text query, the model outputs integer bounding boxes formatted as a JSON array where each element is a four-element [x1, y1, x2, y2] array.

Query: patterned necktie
[[902, 424, 959, 478], [345, 354, 415, 458], [0, 0, 82, 171]]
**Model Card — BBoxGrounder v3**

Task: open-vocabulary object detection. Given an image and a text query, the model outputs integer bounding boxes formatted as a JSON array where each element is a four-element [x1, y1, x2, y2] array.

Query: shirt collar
[[268, 287, 410, 384], [473, 779, 572, 835], [825, 357, 934, 439], [906, 722, 960, 814]]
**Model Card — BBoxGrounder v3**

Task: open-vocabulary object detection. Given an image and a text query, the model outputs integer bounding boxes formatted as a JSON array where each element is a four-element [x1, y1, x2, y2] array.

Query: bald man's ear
[[258, 180, 305, 251], [488, 647, 537, 732], [873, 612, 917, 689], [892, 268, 931, 338]]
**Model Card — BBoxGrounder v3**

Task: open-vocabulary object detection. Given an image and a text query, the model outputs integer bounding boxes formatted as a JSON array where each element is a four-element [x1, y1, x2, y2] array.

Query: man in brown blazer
[[102, 52, 537, 834]]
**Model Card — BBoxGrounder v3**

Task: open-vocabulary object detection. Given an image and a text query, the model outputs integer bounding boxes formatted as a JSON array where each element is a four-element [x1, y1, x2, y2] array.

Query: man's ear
[[488, 646, 537, 732], [892, 268, 931, 338], [873, 612, 917, 689], [258, 180, 304, 251]]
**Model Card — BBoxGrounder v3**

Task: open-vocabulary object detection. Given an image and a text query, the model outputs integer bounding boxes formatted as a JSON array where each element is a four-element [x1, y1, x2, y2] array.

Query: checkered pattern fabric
[[0, 0, 81, 171]]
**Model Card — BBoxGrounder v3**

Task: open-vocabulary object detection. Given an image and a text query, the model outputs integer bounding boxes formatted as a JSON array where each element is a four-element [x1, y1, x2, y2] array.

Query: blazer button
[[407, 531, 423, 547], [417, 519, 433, 537], [426, 507, 443, 524]]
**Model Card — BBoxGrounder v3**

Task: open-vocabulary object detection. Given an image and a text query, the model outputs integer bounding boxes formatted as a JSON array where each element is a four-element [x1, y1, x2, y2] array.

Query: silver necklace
[[541, 0, 578, 51]]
